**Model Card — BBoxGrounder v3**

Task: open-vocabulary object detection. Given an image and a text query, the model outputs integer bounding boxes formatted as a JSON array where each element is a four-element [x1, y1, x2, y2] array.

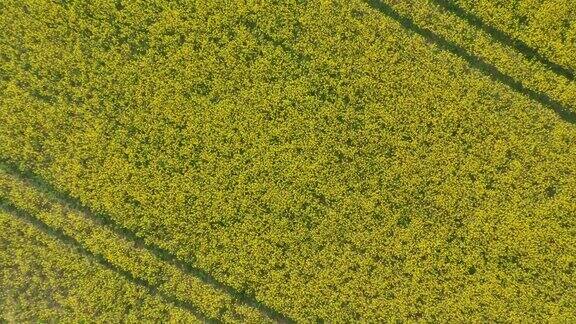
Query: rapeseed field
[[1, 0, 575, 322]]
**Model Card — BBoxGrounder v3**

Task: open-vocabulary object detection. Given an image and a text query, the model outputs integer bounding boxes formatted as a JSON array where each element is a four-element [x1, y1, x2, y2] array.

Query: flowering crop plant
[[1, 0, 575, 322]]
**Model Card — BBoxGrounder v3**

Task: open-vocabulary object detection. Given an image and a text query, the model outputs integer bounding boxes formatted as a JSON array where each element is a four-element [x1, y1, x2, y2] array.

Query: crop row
[[1, 0, 575, 321], [453, 0, 576, 74], [0, 209, 200, 323], [383, 0, 576, 117], [0, 165, 268, 323]]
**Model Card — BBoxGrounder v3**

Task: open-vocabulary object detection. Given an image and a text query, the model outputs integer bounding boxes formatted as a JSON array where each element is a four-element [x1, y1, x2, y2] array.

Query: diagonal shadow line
[[0, 197, 218, 324], [431, 0, 575, 82], [0, 158, 295, 324], [365, 0, 576, 125]]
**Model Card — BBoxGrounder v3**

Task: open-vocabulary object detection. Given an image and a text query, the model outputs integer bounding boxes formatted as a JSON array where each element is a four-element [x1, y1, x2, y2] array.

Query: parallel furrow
[[0, 198, 214, 323], [364, 0, 576, 124], [0, 159, 287, 323], [432, 0, 575, 81]]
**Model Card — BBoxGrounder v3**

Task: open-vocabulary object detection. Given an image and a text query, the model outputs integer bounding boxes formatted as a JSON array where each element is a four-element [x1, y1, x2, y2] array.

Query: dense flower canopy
[[1, 0, 575, 322]]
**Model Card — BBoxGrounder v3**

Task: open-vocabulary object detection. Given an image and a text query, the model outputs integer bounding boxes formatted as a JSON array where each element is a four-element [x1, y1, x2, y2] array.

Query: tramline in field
[[1, 0, 575, 322]]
